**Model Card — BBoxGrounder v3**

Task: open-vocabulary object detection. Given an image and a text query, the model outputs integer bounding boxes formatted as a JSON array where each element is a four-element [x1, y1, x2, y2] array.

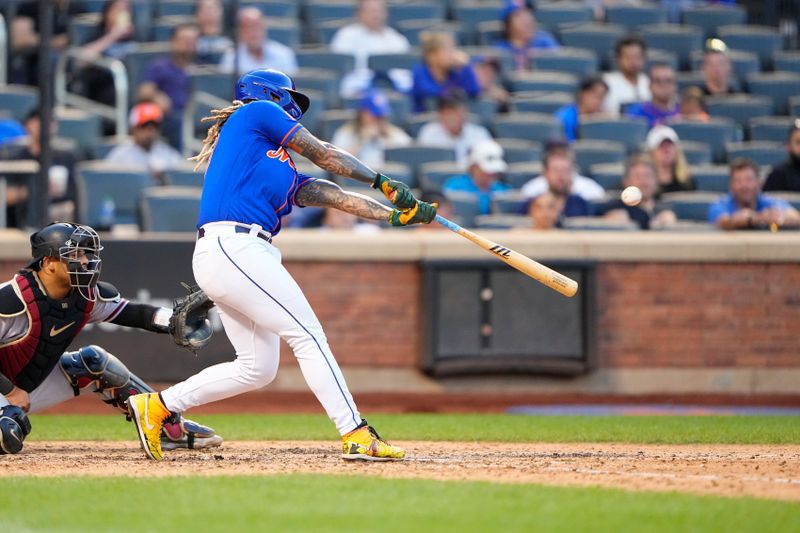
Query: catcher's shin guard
[[59, 346, 222, 450]]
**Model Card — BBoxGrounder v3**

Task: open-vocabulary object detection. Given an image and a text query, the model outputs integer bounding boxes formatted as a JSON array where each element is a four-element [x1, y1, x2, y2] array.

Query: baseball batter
[[0, 222, 222, 454], [128, 69, 436, 461]]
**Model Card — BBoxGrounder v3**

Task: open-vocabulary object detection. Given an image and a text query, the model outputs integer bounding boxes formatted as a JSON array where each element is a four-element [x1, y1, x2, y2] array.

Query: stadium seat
[[680, 4, 747, 38], [318, 109, 356, 140], [0, 85, 38, 122], [680, 141, 712, 166], [496, 138, 542, 164], [512, 91, 574, 114], [492, 113, 563, 143], [476, 20, 504, 47], [189, 68, 235, 101], [75, 162, 155, 227], [717, 25, 783, 69], [404, 112, 439, 138], [491, 190, 530, 215], [157, 0, 195, 17], [80, 0, 110, 13], [725, 142, 786, 167], [453, 2, 505, 29], [266, 17, 300, 47], [640, 23, 704, 70], [535, 3, 594, 30], [705, 95, 774, 128], [241, 0, 300, 19], [560, 23, 626, 70], [531, 48, 599, 77], [296, 48, 356, 78], [671, 118, 738, 163], [139, 186, 202, 232], [316, 19, 350, 44], [749, 116, 797, 143], [572, 140, 626, 175], [507, 71, 578, 94], [343, 91, 412, 128], [773, 51, 800, 74], [124, 43, 171, 100], [293, 68, 340, 108], [792, 96, 800, 117], [689, 165, 730, 193], [164, 166, 204, 188], [468, 98, 499, 126], [660, 191, 722, 222], [367, 52, 421, 73], [689, 49, 759, 86], [605, 5, 667, 28], [385, 146, 456, 188], [474, 214, 531, 229], [68, 14, 101, 46], [675, 71, 707, 95], [152, 15, 194, 42], [745, 72, 800, 116], [55, 107, 102, 155], [303, 1, 357, 26], [443, 190, 481, 227], [396, 20, 468, 47], [388, 3, 446, 25], [505, 162, 542, 189], [419, 161, 463, 193], [579, 118, 649, 153], [589, 163, 625, 190], [562, 216, 639, 231]]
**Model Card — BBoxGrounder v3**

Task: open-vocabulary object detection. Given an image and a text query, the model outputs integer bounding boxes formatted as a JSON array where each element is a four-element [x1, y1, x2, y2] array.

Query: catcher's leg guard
[[59, 345, 223, 450], [0, 405, 32, 455]]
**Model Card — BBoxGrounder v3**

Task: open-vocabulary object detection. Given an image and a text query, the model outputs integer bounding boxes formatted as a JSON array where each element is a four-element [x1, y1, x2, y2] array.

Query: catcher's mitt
[[169, 282, 214, 353]]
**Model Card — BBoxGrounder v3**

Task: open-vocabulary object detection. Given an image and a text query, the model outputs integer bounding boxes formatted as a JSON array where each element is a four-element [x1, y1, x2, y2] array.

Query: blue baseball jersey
[[197, 100, 315, 235]]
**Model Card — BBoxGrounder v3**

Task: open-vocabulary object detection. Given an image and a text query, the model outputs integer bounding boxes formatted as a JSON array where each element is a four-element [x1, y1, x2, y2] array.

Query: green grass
[[1, 475, 797, 533], [28, 413, 800, 444]]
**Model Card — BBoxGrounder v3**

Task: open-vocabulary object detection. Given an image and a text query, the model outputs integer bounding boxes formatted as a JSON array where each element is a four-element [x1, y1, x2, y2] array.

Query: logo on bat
[[490, 245, 511, 258]]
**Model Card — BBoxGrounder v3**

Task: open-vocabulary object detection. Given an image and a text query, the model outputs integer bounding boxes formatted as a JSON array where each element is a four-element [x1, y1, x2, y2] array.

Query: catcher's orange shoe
[[127, 392, 171, 461], [342, 420, 405, 461]]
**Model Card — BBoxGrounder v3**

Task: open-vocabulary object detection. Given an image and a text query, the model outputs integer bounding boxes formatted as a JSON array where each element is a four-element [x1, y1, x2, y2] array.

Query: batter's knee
[[233, 359, 279, 391], [0, 405, 32, 455]]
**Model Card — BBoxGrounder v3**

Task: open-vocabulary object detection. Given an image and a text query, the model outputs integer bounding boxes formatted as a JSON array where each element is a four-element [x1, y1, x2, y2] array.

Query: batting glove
[[373, 173, 417, 210], [390, 201, 438, 227]]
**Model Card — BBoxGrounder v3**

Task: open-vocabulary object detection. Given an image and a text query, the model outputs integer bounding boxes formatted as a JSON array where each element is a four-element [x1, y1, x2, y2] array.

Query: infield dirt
[[4, 441, 799, 502]]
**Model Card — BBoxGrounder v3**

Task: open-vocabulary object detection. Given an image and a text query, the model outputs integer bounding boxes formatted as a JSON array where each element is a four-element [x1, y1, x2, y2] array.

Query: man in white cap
[[442, 139, 511, 214]]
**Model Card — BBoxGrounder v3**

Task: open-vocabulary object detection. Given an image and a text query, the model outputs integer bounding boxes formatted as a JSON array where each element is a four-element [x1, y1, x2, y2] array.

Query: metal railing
[[0, 13, 7, 86], [182, 90, 230, 158], [54, 47, 129, 142]]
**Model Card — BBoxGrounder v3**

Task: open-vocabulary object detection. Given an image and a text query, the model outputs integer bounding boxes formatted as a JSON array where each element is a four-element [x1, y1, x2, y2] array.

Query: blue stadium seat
[[745, 72, 800, 116], [419, 161, 462, 193], [640, 23, 704, 70], [404, 112, 440, 138], [535, 3, 594, 30], [491, 190, 529, 215], [773, 51, 800, 74], [579, 119, 649, 153], [680, 141, 712, 166], [671, 118, 738, 163], [476, 20, 504, 47], [293, 68, 341, 108], [317, 19, 350, 44], [531, 48, 599, 77], [562, 216, 639, 231], [605, 5, 667, 29], [496, 138, 542, 164], [397, 20, 468, 47], [474, 214, 531, 229], [267, 17, 300, 47], [717, 25, 784, 70], [505, 162, 542, 189], [676, 72, 707, 95], [725, 142, 786, 167], [296, 48, 356, 77], [560, 23, 627, 70], [75, 162, 155, 227], [124, 44, 171, 100], [304, 1, 357, 26], [507, 71, 578, 94], [680, 4, 747, 38], [512, 91, 574, 114], [0, 85, 38, 122], [589, 163, 625, 190], [367, 52, 421, 73], [388, 3, 446, 25], [385, 146, 457, 188], [164, 166, 204, 188], [68, 14, 100, 46], [749, 117, 797, 143], [444, 190, 481, 227], [189, 68, 235, 101], [152, 15, 194, 42], [318, 109, 356, 140], [139, 186, 202, 232], [55, 108, 102, 155], [342, 91, 411, 128], [689, 165, 730, 193], [492, 113, 564, 143], [660, 191, 723, 222], [706, 95, 774, 128], [241, 0, 300, 19], [157, 1, 195, 17], [468, 99, 499, 126], [792, 96, 800, 117], [453, 3, 505, 29], [572, 140, 626, 175]]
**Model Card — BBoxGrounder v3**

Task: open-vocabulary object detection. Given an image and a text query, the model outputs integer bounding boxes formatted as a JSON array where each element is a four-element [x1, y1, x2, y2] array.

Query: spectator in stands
[[411, 32, 481, 113], [417, 192, 454, 230], [137, 24, 199, 150], [521, 141, 606, 201], [472, 56, 511, 113], [522, 146, 591, 219], [603, 35, 650, 116], [195, 0, 233, 64], [330, 0, 411, 97], [675, 86, 709, 122], [105, 103, 184, 185], [319, 207, 381, 234], [417, 91, 492, 166], [701, 40, 736, 97], [528, 191, 565, 230], [0, 119, 26, 146], [442, 139, 512, 215], [555, 75, 608, 142], [331, 89, 411, 167], [710, 157, 800, 230], [219, 7, 297, 76], [495, 0, 559, 71], [79, 0, 137, 106], [763, 120, 800, 192], [600, 153, 677, 230], [2, 110, 80, 226], [626, 63, 679, 128], [646, 125, 695, 196]]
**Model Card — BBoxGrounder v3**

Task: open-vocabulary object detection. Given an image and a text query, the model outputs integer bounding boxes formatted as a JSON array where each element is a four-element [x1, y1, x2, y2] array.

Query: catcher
[[0, 222, 220, 455]]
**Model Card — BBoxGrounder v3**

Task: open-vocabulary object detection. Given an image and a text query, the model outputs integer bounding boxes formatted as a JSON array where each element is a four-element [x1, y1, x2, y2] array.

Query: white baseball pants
[[160, 223, 362, 436]]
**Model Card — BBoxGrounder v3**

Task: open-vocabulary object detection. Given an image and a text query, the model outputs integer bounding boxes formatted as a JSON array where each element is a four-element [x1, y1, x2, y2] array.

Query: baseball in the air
[[621, 186, 642, 206]]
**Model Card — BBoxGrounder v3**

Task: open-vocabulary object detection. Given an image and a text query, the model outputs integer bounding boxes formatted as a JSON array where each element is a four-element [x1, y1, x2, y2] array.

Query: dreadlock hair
[[188, 99, 248, 170]]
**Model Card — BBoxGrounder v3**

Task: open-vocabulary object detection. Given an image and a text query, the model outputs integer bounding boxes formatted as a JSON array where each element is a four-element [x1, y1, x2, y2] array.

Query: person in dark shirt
[[701, 41, 736, 97], [763, 120, 800, 192]]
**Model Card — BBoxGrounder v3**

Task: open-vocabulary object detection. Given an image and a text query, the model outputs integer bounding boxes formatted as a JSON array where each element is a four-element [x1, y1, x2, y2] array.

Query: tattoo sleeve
[[295, 179, 392, 221], [286, 127, 376, 185]]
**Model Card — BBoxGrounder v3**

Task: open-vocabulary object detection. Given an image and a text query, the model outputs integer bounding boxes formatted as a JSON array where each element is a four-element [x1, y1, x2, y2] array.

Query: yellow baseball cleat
[[127, 392, 171, 461], [342, 420, 405, 461]]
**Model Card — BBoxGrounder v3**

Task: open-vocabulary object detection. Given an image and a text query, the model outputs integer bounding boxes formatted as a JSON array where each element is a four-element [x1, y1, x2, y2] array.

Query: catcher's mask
[[28, 223, 104, 301]]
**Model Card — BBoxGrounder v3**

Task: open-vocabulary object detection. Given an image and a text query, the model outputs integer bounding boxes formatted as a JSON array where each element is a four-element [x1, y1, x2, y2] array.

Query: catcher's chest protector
[[0, 272, 94, 392]]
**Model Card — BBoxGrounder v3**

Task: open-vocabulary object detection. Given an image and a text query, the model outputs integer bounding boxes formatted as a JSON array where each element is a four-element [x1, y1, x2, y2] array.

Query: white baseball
[[621, 186, 642, 206]]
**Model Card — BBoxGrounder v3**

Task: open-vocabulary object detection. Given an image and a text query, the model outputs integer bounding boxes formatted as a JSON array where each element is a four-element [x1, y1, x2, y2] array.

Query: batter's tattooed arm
[[295, 179, 392, 221], [286, 128, 376, 185]]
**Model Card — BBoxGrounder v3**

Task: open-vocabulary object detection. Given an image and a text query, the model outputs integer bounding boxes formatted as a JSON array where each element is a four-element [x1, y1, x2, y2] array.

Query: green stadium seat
[[139, 186, 202, 232], [492, 113, 564, 143], [680, 4, 747, 38]]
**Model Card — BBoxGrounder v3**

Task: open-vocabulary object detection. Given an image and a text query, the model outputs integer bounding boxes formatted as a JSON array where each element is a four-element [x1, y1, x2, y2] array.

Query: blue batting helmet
[[235, 69, 310, 120]]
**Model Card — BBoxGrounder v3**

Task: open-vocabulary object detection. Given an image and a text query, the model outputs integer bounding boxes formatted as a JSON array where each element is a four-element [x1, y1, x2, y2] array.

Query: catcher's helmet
[[27, 222, 103, 301], [235, 68, 310, 120]]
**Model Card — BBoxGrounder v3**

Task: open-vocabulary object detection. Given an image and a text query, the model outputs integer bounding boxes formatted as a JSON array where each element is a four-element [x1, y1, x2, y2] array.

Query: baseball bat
[[435, 215, 579, 298]]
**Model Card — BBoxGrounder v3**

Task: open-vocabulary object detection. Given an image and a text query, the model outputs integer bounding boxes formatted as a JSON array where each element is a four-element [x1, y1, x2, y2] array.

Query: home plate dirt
[[3, 441, 799, 501]]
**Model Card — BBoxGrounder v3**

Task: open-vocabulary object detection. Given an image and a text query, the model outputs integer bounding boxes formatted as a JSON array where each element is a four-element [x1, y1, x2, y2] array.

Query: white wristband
[[153, 307, 172, 329]]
